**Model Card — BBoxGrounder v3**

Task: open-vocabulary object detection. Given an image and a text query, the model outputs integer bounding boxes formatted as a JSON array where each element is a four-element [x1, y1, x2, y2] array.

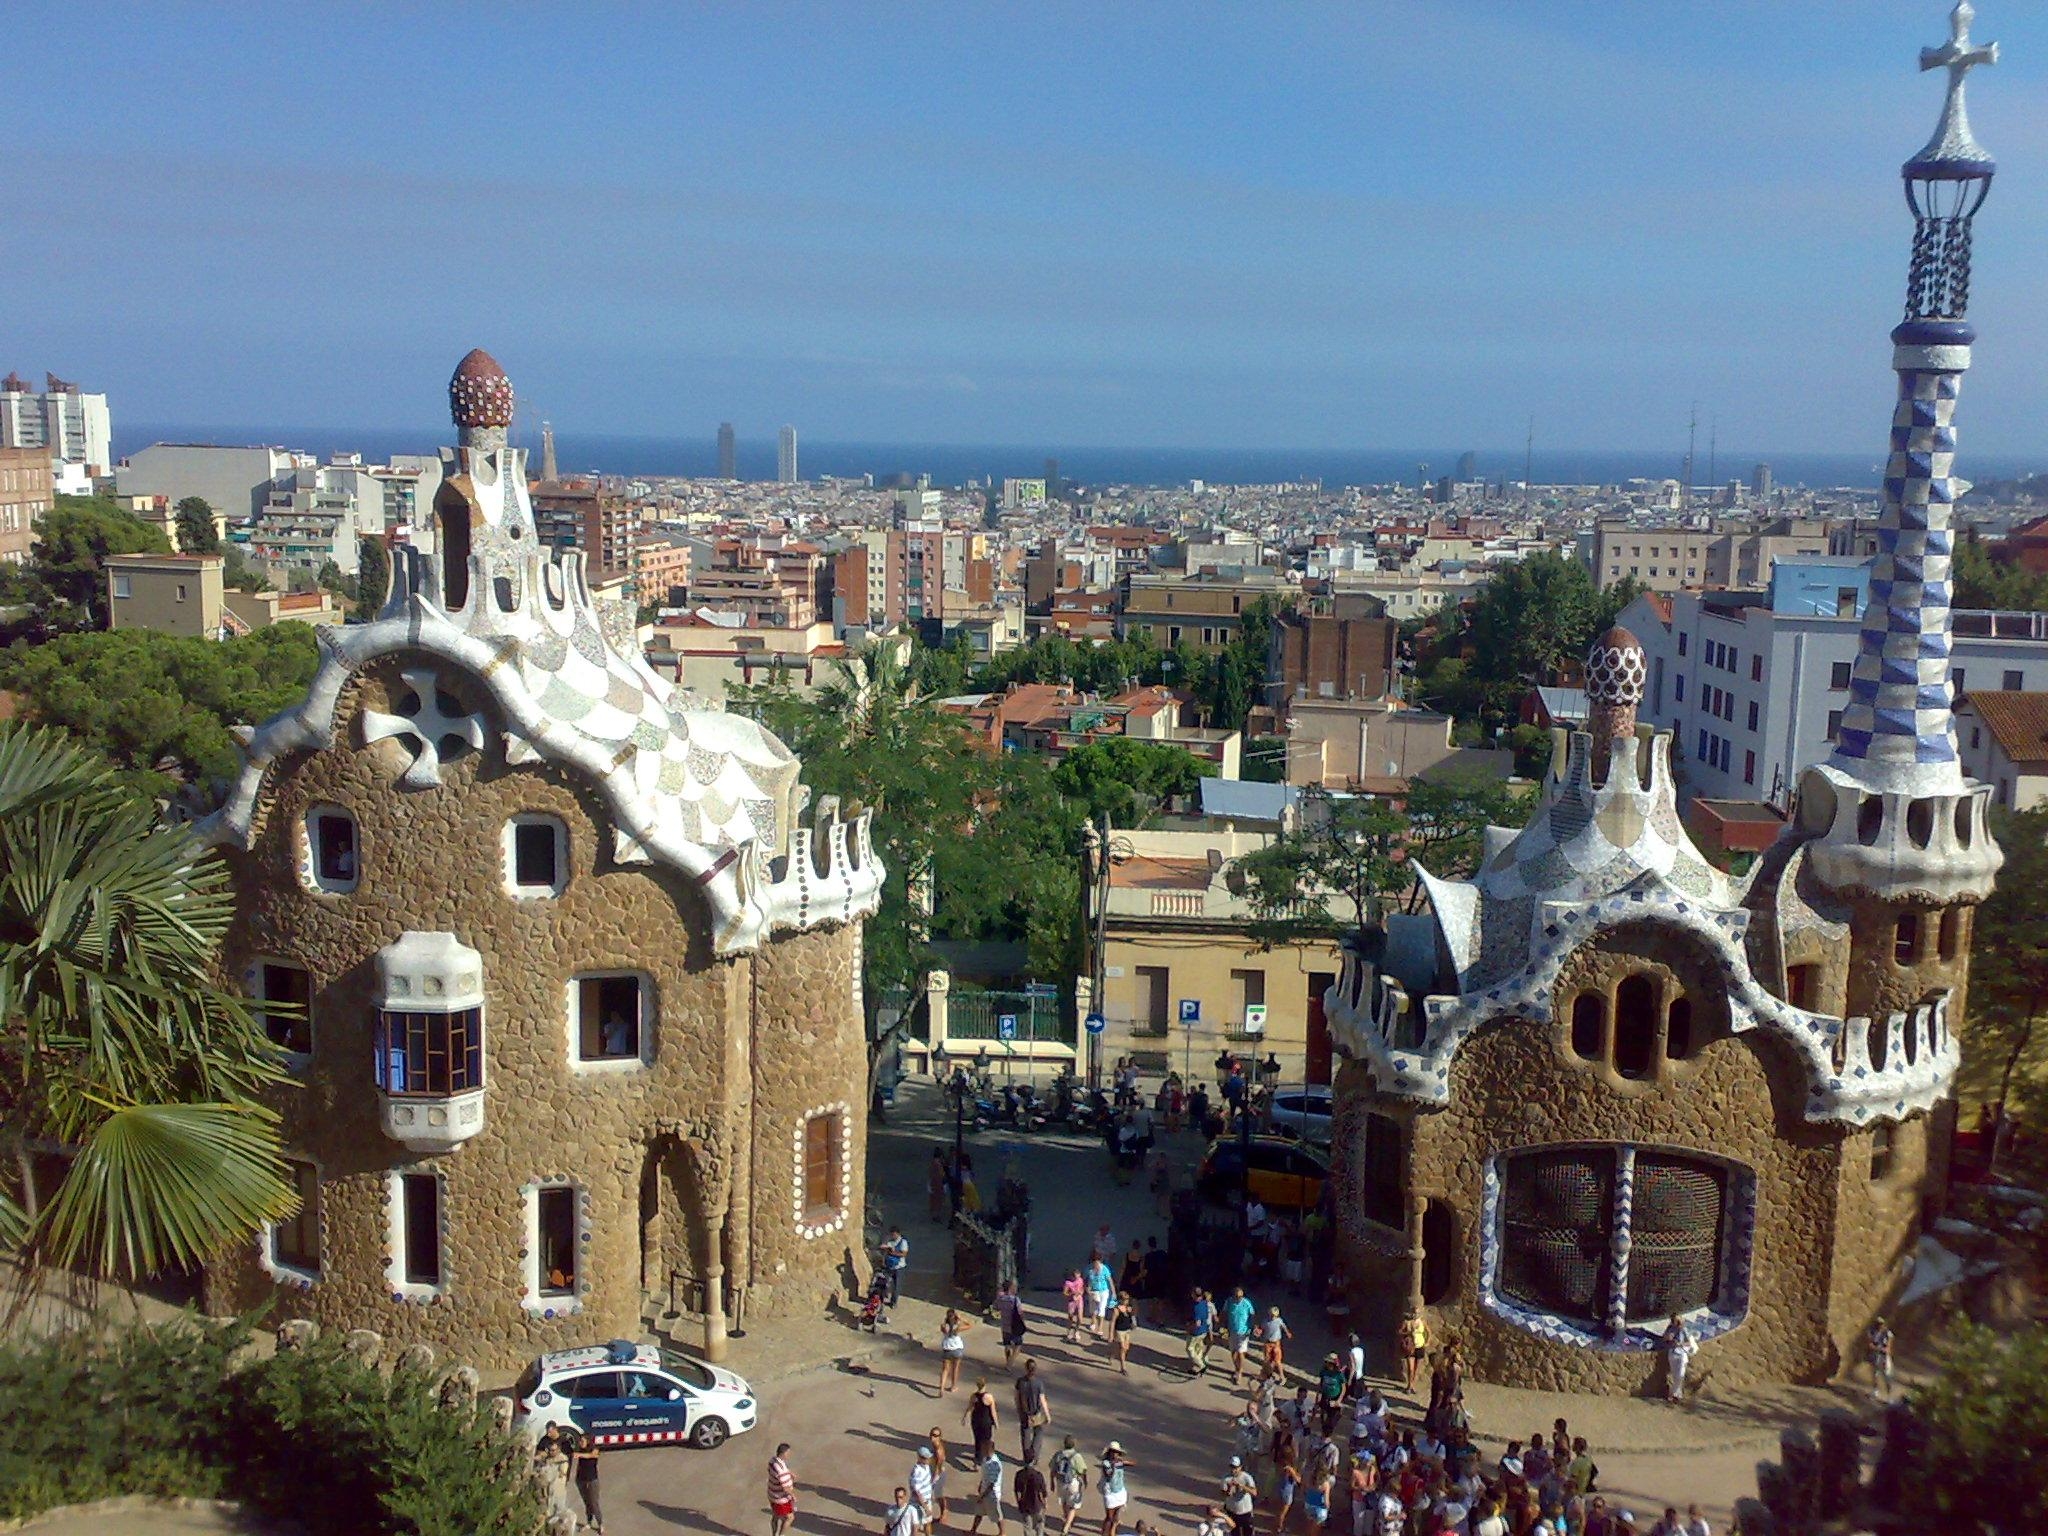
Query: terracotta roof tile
[[1963, 689, 2048, 767]]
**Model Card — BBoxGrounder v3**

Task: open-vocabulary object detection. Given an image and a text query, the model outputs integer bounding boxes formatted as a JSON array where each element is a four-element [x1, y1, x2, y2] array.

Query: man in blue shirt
[[881, 1226, 909, 1305], [1220, 1286, 1257, 1385]]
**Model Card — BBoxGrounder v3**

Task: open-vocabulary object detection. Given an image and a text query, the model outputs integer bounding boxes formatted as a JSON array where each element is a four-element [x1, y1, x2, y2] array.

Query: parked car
[[1198, 1134, 1329, 1210], [513, 1340, 757, 1449], [1268, 1086, 1335, 1144]]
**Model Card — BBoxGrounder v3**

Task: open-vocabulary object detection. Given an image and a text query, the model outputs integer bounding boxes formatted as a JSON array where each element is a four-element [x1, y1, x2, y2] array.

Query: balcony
[[374, 932, 487, 1152]]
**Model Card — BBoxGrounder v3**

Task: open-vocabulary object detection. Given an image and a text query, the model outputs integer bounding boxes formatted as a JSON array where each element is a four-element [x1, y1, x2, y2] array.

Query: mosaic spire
[[1829, 3, 1997, 795]]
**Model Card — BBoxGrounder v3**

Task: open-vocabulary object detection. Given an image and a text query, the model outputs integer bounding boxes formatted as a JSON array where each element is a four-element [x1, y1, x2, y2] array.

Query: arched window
[[1869, 1122, 1896, 1182], [1937, 908, 1962, 962], [1894, 914, 1920, 966], [1421, 1199, 1458, 1306], [1361, 1113, 1404, 1231], [1570, 993, 1606, 1061], [1665, 997, 1694, 1061], [1613, 975, 1659, 1080]]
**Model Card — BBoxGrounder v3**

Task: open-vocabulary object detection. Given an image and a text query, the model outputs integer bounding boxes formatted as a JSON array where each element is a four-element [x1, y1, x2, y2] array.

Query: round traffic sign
[[1084, 1012, 1107, 1036]]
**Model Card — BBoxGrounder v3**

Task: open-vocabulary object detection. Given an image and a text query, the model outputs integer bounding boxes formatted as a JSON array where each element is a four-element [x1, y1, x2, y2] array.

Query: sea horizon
[[115, 425, 2047, 496]]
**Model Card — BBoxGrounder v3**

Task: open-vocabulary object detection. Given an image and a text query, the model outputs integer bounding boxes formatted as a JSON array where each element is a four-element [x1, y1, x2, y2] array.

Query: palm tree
[[0, 726, 292, 1283]]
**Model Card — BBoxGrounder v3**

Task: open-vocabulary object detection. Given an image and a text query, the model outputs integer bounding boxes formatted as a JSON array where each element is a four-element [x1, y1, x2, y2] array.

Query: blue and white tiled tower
[[1800, 2, 2003, 914]]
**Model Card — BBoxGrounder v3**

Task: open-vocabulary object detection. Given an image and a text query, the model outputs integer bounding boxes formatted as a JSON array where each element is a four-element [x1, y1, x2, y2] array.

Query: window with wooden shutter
[[802, 1112, 842, 1223]]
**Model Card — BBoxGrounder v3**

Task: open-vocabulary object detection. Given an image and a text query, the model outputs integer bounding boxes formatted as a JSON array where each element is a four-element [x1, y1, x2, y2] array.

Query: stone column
[[926, 969, 952, 1061], [1405, 1193, 1428, 1312]]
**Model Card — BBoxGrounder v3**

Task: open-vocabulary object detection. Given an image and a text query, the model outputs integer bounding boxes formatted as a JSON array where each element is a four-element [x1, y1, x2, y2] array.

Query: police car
[[513, 1340, 758, 1450]]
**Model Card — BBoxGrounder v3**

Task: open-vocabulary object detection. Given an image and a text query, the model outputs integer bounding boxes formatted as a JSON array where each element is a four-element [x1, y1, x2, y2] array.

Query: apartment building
[[1081, 826, 1350, 1086], [531, 478, 638, 578], [1589, 517, 1831, 594], [1956, 691, 2048, 811], [1622, 556, 2048, 808], [116, 443, 299, 525], [1283, 697, 1512, 791], [1268, 611, 1398, 710], [0, 371, 111, 475], [1118, 571, 1299, 648], [0, 445, 53, 564]]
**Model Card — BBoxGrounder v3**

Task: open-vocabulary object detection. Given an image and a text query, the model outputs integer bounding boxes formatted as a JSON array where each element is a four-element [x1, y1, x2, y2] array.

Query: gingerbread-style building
[[1325, 6, 2006, 1392], [201, 350, 881, 1369]]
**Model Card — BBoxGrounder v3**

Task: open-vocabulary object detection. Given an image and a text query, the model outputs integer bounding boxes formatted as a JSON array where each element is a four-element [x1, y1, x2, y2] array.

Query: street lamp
[[1084, 817, 1136, 1091]]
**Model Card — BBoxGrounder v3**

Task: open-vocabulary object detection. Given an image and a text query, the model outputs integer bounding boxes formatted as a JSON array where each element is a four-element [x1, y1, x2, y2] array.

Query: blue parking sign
[[1179, 998, 1201, 1026], [998, 1014, 1018, 1040]]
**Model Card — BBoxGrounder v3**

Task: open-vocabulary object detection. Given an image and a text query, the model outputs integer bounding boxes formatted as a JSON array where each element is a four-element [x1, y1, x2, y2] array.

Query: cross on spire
[[1911, 1, 1998, 175]]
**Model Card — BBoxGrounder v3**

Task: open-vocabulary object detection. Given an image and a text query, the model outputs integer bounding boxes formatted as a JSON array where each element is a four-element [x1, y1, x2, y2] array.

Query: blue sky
[[5, 2, 2046, 455]]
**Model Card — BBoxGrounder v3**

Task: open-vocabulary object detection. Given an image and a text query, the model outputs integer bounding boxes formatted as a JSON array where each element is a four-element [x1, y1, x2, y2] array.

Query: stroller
[[857, 1267, 891, 1331]]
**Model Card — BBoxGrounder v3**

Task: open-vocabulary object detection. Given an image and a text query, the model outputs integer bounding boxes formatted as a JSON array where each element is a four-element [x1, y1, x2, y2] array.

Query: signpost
[[1179, 998, 1201, 1087], [1084, 1011, 1106, 1092]]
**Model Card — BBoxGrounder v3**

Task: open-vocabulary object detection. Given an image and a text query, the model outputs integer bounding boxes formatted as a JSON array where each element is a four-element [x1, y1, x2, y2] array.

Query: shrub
[[0, 1315, 544, 1535]]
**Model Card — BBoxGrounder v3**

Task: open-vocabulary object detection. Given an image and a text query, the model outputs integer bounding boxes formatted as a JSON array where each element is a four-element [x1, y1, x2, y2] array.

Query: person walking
[[1260, 1306, 1294, 1374], [912, 1445, 940, 1531], [1015, 1359, 1051, 1464], [1271, 1446, 1301, 1536], [1188, 1288, 1217, 1375], [1397, 1312, 1427, 1395], [1051, 1436, 1090, 1536], [939, 1309, 971, 1394], [966, 1377, 1001, 1461], [1017, 1455, 1050, 1536], [768, 1443, 797, 1536], [933, 1433, 954, 1531], [1063, 1270, 1087, 1344], [570, 1428, 603, 1533], [1098, 1443, 1132, 1536], [1223, 1457, 1260, 1536], [891, 1487, 925, 1536], [1084, 1255, 1116, 1340], [1108, 1292, 1137, 1374], [998, 1281, 1029, 1369], [1222, 1287, 1257, 1386], [883, 1226, 911, 1306], [1865, 1316, 1895, 1401], [930, 1148, 952, 1223], [1302, 1456, 1332, 1536], [970, 1445, 1006, 1536]]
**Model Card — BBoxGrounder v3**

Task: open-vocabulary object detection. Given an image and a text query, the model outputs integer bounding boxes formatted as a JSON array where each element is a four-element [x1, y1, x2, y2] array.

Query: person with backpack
[[1051, 1436, 1090, 1536], [1016, 1455, 1050, 1536]]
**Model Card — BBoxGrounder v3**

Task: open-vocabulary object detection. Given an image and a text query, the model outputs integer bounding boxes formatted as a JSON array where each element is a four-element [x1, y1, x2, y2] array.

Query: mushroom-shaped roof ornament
[[448, 348, 514, 431]]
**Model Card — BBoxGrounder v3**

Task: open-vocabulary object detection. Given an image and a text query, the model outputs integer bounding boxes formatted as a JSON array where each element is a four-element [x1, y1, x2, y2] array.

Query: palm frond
[[31, 1101, 292, 1280]]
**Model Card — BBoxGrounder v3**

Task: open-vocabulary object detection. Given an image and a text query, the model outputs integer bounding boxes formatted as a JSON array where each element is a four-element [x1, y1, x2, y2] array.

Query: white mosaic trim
[[518, 1176, 594, 1319], [196, 441, 882, 958], [792, 1102, 852, 1240], [1328, 884, 1959, 1127]]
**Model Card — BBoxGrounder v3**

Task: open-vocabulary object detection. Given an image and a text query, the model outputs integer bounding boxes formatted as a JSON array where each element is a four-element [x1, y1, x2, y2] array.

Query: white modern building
[[117, 444, 300, 525], [777, 425, 798, 484], [1, 372, 112, 476], [1621, 555, 2048, 809]]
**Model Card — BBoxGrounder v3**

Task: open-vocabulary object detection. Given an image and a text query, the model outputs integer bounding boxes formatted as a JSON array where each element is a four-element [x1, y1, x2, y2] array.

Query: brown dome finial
[[448, 348, 513, 431], [1585, 625, 1645, 712]]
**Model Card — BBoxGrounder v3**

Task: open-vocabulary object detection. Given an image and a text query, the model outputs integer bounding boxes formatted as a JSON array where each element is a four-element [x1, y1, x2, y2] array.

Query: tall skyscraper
[[717, 422, 737, 479], [539, 420, 559, 482], [1751, 462, 1774, 499], [1, 371, 112, 476], [1455, 451, 1477, 481], [777, 425, 798, 484]]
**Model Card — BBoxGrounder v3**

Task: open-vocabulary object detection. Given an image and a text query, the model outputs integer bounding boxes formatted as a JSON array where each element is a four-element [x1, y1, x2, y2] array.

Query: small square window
[[2004, 670, 2023, 691], [505, 815, 567, 897], [307, 807, 358, 892], [1827, 709, 1844, 740], [175, 583, 188, 602], [1830, 661, 1853, 690], [111, 574, 132, 599], [575, 973, 647, 1063], [257, 961, 312, 1058]]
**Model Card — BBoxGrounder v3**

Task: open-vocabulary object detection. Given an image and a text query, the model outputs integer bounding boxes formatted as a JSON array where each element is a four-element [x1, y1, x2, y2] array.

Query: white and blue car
[[513, 1340, 758, 1449]]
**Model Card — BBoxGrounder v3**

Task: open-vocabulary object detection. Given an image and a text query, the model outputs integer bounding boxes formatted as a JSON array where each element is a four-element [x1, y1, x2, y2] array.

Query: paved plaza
[[586, 1078, 1885, 1536]]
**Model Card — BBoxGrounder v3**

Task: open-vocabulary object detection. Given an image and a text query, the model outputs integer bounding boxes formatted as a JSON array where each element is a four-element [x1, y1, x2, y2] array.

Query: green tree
[[29, 496, 172, 627], [1967, 803, 2048, 1171], [1401, 772, 1532, 902], [1953, 534, 2048, 612], [357, 535, 391, 619], [172, 497, 221, 555], [0, 726, 292, 1281], [1050, 736, 1212, 827], [1231, 786, 1407, 947], [1465, 550, 1604, 687], [1894, 1321, 2048, 1532], [0, 625, 322, 801]]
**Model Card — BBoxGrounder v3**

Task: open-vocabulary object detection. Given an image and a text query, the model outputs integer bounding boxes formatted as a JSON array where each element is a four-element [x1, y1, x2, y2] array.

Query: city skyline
[[6, 4, 2048, 456]]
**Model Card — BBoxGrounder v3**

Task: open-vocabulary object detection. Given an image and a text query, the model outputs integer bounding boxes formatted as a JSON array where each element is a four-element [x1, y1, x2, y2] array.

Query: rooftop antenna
[[1683, 403, 1698, 513], [1708, 416, 1718, 493]]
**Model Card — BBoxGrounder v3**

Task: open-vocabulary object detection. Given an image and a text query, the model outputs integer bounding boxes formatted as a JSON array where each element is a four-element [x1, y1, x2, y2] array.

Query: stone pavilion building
[[1325, 6, 2007, 1391], [201, 350, 882, 1369]]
